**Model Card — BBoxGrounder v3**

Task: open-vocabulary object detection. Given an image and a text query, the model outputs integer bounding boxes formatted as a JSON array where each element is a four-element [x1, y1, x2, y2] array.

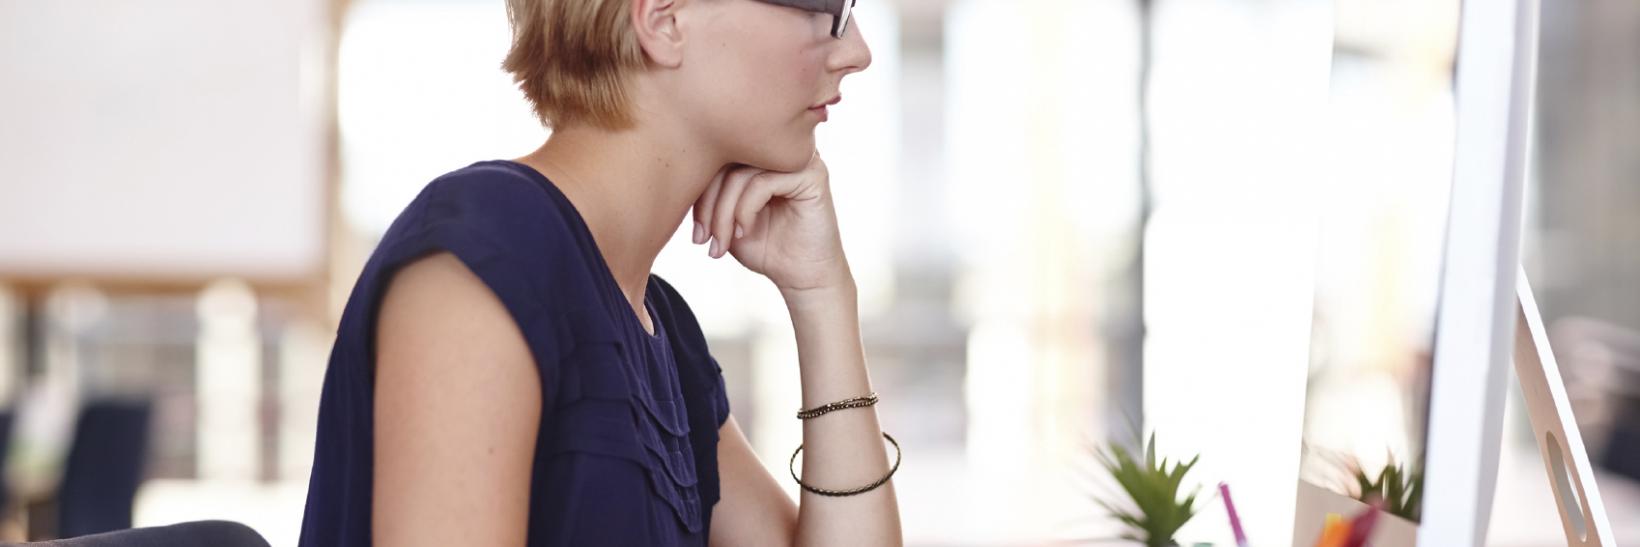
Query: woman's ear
[[632, 0, 686, 68]]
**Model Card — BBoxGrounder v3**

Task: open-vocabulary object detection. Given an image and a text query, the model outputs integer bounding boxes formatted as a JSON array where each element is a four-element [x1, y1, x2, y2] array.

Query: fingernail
[[692, 222, 706, 244], [735, 224, 744, 239], [709, 238, 721, 258]]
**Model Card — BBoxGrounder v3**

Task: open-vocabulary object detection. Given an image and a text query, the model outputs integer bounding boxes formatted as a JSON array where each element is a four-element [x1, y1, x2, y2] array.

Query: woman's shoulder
[[361, 160, 603, 328], [414, 159, 574, 239], [369, 161, 564, 253]]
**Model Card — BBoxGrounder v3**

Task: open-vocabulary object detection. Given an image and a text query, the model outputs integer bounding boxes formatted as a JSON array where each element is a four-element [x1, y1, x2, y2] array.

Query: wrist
[[779, 277, 858, 312]]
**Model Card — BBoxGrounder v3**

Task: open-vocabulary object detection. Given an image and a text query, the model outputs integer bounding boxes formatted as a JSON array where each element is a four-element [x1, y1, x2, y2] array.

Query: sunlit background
[[2, 0, 1639, 545]]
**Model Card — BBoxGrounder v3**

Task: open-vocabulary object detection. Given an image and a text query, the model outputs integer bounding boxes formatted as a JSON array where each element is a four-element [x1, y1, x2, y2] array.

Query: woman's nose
[[831, 18, 873, 75]]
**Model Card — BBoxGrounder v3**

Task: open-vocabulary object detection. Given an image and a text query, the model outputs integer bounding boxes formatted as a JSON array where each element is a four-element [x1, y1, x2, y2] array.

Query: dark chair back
[[20, 520, 269, 547], [57, 400, 153, 538], [0, 410, 14, 513]]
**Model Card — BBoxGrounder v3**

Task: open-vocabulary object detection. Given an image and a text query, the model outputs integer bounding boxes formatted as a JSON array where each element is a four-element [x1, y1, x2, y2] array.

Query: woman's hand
[[691, 151, 852, 294]]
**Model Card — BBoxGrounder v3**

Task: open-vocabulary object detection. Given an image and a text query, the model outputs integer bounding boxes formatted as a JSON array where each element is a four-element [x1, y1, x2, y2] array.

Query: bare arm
[[372, 251, 541, 547], [784, 282, 903, 546], [708, 283, 902, 547], [697, 155, 903, 546], [710, 416, 798, 546]]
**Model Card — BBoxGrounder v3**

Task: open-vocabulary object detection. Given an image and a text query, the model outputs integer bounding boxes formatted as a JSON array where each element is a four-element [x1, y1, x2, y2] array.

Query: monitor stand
[[1513, 266, 1616, 546]]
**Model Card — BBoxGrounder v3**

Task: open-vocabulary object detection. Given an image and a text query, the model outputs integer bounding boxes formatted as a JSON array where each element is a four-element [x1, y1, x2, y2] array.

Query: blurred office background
[[1, 0, 1638, 545]]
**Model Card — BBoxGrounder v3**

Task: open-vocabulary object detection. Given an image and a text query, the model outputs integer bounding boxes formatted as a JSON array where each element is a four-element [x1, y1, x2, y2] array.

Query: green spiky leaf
[[1347, 458, 1423, 521], [1089, 432, 1202, 547]]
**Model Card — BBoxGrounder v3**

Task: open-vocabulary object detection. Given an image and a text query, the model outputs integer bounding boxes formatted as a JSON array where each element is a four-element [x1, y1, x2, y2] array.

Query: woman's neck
[[513, 124, 724, 313]]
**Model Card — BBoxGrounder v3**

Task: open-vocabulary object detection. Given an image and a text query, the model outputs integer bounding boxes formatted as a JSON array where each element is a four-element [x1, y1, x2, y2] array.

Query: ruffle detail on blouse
[[547, 309, 707, 533]]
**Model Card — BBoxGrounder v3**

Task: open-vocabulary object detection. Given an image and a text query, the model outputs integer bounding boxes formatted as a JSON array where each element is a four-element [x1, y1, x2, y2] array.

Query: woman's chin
[[740, 139, 815, 173], [765, 155, 811, 173]]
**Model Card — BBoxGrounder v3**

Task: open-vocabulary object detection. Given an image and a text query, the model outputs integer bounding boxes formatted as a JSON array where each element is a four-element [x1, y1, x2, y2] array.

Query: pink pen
[[1219, 482, 1250, 547]]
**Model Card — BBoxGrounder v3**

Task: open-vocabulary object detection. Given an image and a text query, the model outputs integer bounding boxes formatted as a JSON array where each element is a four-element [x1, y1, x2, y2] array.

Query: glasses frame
[[757, 0, 856, 39]]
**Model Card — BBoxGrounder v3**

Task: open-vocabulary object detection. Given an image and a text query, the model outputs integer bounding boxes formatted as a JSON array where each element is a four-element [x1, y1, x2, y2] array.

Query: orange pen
[[1315, 513, 1354, 547]]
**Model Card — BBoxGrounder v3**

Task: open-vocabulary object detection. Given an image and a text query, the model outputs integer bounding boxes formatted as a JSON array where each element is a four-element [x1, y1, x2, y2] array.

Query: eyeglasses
[[757, 0, 857, 39]]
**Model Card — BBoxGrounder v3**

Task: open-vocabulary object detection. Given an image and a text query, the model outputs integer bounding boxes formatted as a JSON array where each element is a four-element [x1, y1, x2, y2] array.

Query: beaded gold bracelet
[[796, 392, 879, 420], [788, 432, 901, 497]]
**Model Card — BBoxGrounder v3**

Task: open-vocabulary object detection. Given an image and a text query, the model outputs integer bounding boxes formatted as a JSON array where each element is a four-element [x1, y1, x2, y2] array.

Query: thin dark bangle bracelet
[[788, 432, 901, 497], [796, 392, 879, 420]]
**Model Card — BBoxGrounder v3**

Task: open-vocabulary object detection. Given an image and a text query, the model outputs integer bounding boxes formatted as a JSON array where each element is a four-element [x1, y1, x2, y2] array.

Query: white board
[[0, 0, 328, 284]]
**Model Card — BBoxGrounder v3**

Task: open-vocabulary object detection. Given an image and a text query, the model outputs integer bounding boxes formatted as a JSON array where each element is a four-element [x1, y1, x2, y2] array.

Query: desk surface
[[1487, 444, 1640, 546]]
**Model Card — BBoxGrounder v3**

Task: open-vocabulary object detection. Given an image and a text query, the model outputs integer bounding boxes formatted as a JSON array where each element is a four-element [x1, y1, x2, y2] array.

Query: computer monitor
[[1293, 0, 1541, 544]]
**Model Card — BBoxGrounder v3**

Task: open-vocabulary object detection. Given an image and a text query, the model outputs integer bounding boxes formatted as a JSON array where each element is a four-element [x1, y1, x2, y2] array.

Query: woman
[[297, 0, 901, 545]]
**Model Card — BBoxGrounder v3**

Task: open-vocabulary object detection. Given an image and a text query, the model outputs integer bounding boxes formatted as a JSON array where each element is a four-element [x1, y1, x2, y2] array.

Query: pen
[[1316, 513, 1352, 547], [1343, 503, 1382, 547], [1218, 482, 1249, 547]]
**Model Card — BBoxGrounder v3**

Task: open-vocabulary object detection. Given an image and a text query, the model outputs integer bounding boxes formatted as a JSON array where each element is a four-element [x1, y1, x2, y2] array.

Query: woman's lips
[[808, 95, 840, 122]]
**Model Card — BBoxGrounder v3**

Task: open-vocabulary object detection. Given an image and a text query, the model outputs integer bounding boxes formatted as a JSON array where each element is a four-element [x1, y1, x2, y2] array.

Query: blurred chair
[[56, 400, 153, 538], [0, 409, 14, 514], [18, 520, 268, 547]]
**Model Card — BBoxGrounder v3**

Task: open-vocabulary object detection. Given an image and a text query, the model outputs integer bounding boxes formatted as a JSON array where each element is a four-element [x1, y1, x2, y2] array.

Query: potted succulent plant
[[1348, 458, 1422, 521], [1089, 433, 1205, 547]]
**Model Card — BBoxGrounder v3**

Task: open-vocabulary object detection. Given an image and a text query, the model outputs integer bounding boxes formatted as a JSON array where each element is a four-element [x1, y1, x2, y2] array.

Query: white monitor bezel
[[1290, 0, 1542, 544], [1417, 0, 1540, 543]]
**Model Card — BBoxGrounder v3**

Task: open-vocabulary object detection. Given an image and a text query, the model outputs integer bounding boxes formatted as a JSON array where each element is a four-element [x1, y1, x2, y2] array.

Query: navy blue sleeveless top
[[298, 160, 731, 546]]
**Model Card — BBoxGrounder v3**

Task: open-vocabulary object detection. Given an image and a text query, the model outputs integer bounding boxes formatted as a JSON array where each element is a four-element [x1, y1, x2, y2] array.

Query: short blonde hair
[[502, 0, 645, 129]]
